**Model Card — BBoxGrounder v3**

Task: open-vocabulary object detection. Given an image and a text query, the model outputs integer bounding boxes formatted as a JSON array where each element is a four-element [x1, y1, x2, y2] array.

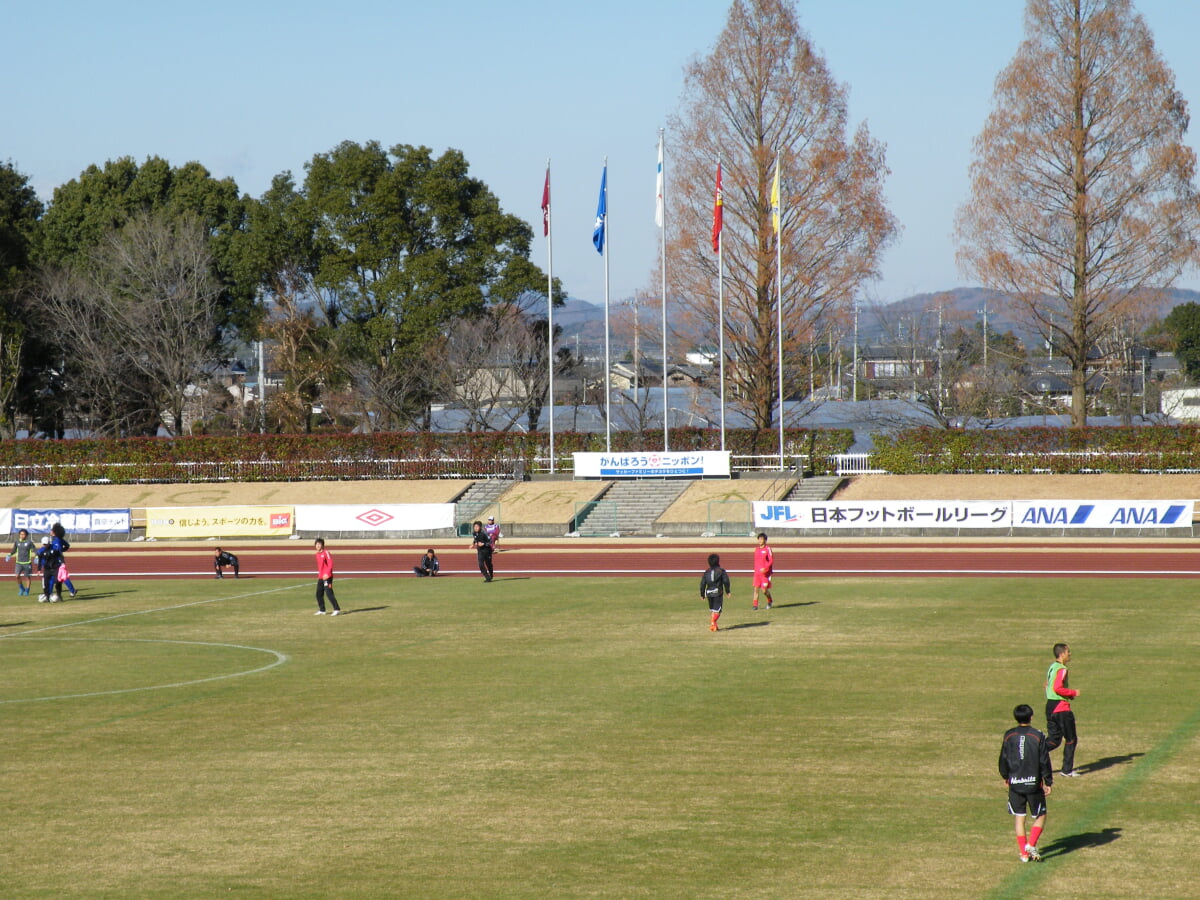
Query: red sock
[[1016, 835, 1028, 854], [1028, 825, 1042, 847]]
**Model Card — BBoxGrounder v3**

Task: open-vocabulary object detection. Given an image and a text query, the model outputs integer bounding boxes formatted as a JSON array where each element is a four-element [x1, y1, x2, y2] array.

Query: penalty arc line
[[0, 583, 307, 704]]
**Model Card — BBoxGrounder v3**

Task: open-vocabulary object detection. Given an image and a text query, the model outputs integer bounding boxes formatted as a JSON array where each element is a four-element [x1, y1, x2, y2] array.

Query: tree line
[[4, 0, 1200, 439]]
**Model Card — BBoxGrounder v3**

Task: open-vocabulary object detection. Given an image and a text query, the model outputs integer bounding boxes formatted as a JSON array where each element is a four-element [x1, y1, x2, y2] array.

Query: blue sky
[[7, 1, 1200, 307]]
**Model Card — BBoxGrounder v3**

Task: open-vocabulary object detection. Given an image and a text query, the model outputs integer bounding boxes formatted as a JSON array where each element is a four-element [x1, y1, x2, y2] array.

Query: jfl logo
[[760, 505, 796, 522]]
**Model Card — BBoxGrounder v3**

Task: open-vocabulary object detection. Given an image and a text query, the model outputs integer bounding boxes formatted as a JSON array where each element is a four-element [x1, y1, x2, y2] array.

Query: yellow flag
[[770, 159, 781, 234]]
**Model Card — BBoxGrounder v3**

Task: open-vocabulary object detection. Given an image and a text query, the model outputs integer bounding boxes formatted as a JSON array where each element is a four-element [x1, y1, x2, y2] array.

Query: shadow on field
[[1077, 753, 1142, 774], [340, 606, 388, 615], [59, 589, 136, 602], [770, 601, 819, 610], [1, 621, 33, 629], [1041, 827, 1122, 858], [725, 621, 770, 631]]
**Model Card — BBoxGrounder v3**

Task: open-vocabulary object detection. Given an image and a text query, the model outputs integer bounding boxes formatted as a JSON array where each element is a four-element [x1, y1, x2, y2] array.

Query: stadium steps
[[588, 480, 691, 536], [454, 479, 515, 532], [784, 475, 845, 502]]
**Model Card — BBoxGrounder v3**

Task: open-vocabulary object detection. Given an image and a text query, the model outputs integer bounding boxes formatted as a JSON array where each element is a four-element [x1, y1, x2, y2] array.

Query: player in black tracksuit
[[700, 553, 731, 631], [214, 548, 240, 578], [998, 703, 1054, 862]]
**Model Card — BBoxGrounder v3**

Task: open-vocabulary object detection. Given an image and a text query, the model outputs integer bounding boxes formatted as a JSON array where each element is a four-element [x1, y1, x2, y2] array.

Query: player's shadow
[[725, 621, 770, 630], [770, 601, 819, 610], [339, 606, 388, 615], [1077, 753, 1142, 774], [487, 577, 530, 582], [1, 620, 33, 628], [61, 588, 136, 602], [1040, 827, 1122, 858]]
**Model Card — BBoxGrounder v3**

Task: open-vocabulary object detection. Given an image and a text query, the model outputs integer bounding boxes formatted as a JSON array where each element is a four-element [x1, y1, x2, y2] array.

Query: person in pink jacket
[[313, 537, 342, 616]]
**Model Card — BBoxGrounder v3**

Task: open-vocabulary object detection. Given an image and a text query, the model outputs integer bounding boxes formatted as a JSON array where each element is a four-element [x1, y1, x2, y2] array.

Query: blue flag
[[592, 165, 607, 254]]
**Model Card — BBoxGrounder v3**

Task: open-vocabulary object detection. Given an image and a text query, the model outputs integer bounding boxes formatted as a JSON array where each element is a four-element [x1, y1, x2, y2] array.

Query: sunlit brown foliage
[[665, 0, 896, 431], [958, 0, 1200, 426]]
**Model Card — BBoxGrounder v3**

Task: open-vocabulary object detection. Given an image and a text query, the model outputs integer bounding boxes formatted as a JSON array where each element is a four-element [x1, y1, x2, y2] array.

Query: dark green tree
[[0, 161, 45, 437], [36, 156, 256, 332], [253, 140, 556, 430], [1162, 301, 1200, 380]]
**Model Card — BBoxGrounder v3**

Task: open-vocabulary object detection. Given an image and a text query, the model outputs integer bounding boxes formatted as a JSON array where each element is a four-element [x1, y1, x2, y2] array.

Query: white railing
[[834, 453, 887, 476]]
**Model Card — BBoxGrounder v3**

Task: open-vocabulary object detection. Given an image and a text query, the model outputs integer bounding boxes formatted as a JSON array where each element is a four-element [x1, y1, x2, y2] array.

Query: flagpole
[[602, 158, 611, 452], [715, 157, 726, 451], [543, 160, 555, 474], [774, 158, 785, 471], [658, 130, 669, 453]]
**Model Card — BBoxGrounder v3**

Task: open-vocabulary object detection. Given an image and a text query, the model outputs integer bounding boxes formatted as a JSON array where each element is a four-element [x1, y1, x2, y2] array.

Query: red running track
[[47, 540, 1200, 580]]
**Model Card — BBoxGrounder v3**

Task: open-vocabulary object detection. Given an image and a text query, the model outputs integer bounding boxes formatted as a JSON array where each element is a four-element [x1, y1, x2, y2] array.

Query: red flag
[[711, 162, 723, 252], [541, 166, 551, 236]]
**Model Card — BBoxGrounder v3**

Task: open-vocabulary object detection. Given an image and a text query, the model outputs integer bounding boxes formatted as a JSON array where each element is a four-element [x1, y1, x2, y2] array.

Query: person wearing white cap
[[483, 515, 501, 548]]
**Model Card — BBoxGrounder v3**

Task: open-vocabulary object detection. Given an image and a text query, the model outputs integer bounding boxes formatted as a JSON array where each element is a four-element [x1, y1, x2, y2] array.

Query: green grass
[[1, 573, 1197, 898]]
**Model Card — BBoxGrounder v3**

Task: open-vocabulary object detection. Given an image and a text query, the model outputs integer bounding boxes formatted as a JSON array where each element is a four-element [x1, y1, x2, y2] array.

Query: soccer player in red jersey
[[752, 532, 774, 611]]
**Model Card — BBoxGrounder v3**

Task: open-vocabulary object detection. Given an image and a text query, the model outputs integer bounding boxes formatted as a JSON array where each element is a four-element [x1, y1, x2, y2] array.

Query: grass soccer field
[[1, 572, 1197, 899]]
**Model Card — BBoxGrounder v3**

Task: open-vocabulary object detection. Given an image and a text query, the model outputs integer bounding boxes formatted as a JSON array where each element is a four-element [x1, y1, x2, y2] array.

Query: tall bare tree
[[666, 0, 896, 432], [38, 211, 221, 435], [957, 0, 1200, 426]]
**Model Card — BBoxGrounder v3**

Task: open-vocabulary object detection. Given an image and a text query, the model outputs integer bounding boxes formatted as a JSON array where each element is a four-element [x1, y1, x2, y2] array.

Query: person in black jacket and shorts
[[214, 548, 240, 579], [999, 703, 1053, 863], [700, 553, 731, 632], [470, 521, 494, 582]]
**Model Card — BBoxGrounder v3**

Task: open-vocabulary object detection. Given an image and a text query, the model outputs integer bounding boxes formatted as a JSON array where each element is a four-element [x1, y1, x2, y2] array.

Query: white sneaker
[[330, 609, 341, 616], [38, 593, 48, 603], [1025, 844, 1042, 861], [314, 610, 326, 615]]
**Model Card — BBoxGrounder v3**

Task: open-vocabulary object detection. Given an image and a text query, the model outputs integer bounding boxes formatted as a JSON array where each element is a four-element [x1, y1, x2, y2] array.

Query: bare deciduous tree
[[38, 211, 222, 435], [666, 0, 896, 432], [957, 0, 1200, 426]]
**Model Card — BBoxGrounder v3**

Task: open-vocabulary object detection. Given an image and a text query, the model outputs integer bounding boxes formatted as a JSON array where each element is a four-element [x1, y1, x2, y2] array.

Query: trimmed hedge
[[0, 428, 856, 485], [871, 426, 1200, 474]]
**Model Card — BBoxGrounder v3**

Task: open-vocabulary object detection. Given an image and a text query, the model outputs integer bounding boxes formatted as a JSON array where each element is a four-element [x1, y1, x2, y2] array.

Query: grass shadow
[[1, 620, 33, 629], [770, 601, 819, 609], [725, 621, 771, 630], [1041, 827, 1122, 858], [1077, 754, 1142, 774], [339, 606, 388, 615]]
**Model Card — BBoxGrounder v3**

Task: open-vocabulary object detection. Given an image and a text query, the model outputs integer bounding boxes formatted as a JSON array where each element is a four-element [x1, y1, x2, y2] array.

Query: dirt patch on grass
[[835, 473, 1200, 501]]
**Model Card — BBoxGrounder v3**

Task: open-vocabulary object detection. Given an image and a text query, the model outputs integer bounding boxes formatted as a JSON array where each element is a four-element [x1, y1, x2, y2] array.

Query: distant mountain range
[[545, 287, 1200, 356]]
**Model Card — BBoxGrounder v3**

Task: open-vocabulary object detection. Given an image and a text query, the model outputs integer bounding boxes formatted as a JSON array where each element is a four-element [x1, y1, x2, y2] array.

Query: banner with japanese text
[[13, 508, 131, 534], [146, 506, 294, 539], [574, 451, 731, 478], [753, 500, 1011, 529]]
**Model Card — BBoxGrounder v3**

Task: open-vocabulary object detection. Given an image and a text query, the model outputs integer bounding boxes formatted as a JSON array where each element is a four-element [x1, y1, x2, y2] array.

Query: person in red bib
[[752, 532, 774, 611]]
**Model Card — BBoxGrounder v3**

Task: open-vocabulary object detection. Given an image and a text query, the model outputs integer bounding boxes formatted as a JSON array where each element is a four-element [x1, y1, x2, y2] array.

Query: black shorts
[[1008, 787, 1047, 818], [1046, 708, 1077, 744], [706, 594, 723, 613]]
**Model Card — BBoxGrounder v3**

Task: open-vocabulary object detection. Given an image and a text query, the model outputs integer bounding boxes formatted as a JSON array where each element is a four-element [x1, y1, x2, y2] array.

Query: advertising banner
[[1011, 500, 1194, 530], [146, 506, 294, 539], [12, 508, 131, 534], [754, 500, 1012, 530], [294, 504, 455, 532], [574, 450, 731, 478]]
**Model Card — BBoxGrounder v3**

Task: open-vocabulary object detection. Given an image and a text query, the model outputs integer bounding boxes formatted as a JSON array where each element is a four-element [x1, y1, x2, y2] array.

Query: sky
[[7, 0, 1200, 308]]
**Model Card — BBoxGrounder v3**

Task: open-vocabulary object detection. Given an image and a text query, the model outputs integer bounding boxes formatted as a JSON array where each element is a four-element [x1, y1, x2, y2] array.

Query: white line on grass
[[0, 583, 303, 704]]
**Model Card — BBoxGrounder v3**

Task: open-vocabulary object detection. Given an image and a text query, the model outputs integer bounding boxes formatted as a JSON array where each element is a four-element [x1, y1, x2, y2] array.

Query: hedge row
[[871, 426, 1200, 474], [0, 428, 856, 485]]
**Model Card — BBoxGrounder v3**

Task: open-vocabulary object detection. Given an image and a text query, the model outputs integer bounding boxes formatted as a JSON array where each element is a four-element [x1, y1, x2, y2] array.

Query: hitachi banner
[[1011, 500, 1193, 529]]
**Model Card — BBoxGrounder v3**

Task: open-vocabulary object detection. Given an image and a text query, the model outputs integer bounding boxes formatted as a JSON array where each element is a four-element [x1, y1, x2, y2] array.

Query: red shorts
[[753, 573, 772, 589]]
